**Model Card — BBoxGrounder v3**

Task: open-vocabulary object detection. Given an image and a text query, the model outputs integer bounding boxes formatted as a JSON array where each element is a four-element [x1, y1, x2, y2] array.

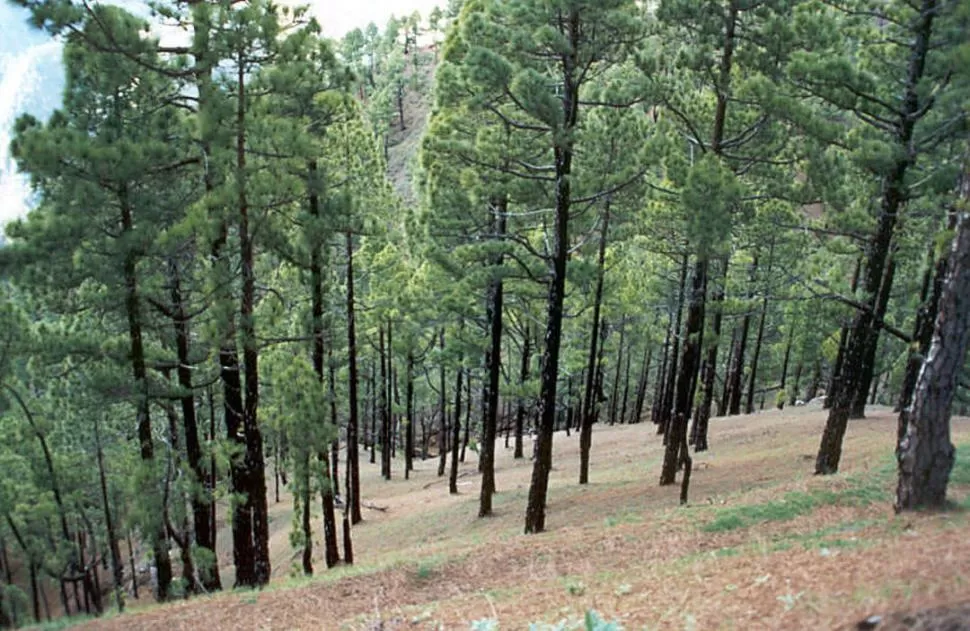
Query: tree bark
[[745, 239, 774, 415], [826, 257, 862, 407], [437, 328, 448, 477], [449, 367, 463, 495], [660, 251, 690, 436], [896, 209, 970, 510], [405, 351, 415, 479], [726, 254, 758, 416]]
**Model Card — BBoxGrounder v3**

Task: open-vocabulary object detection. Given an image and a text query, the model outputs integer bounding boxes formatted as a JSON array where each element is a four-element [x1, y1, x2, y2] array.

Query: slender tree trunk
[[437, 329, 448, 477], [826, 257, 863, 408], [652, 314, 672, 424], [816, 0, 935, 474], [93, 415, 124, 612], [727, 254, 758, 416], [633, 344, 653, 424], [480, 199, 506, 516], [896, 208, 970, 509], [790, 362, 803, 406], [525, 16, 579, 532], [694, 256, 728, 451], [745, 240, 774, 415], [580, 204, 609, 484], [300, 452, 313, 576], [345, 232, 363, 524], [380, 326, 391, 480], [166, 259, 218, 591], [514, 324, 531, 459], [718, 326, 737, 417], [449, 367, 463, 495], [369, 362, 377, 464], [620, 341, 633, 424], [661, 257, 707, 485], [118, 189, 171, 600], [405, 351, 415, 479], [609, 321, 625, 426], [850, 254, 897, 418], [660, 251, 690, 436]]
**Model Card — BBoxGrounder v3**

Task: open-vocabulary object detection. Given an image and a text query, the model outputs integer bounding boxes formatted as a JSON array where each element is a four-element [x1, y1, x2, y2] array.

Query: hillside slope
[[76, 407, 970, 630]]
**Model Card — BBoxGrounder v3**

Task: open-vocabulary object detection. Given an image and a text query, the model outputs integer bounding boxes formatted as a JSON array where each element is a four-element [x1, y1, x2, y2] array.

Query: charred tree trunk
[[850, 254, 897, 418], [633, 344, 653, 425], [609, 320, 625, 426], [896, 209, 970, 510], [652, 314, 673, 425]]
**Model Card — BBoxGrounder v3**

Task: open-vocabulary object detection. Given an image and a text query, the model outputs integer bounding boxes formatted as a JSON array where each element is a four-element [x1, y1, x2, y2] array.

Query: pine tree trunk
[[633, 344, 653, 424], [896, 209, 970, 510], [119, 190, 172, 600], [661, 257, 707, 486], [816, 0, 936, 474], [620, 343, 633, 424], [345, 232, 363, 524], [580, 204, 609, 483], [406, 351, 415, 479], [308, 190, 339, 568], [380, 326, 391, 480], [727, 254, 758, 416], [524, 13, 580, 532], [850, 255, 897, 418], [236, 60, 271, 585], [449, 367, 463, 495], [94, 415, 124, 612], [694, 256, 729, 451], [610, 321, 625, 426], [660, 251, 690, 436], [826, 258, 862, 407], [166, 259, 219, 591], [438, 328, 448, 477], [300, 453, 313, 576], [745, 240, 773, 415], [479, 199, 506, 516], [514, 324, 531, 459], [652, 314, 673, 424]]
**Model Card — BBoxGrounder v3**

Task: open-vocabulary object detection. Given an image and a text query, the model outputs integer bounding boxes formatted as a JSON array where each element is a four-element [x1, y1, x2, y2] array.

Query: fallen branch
[[363, 502, 389, 513]]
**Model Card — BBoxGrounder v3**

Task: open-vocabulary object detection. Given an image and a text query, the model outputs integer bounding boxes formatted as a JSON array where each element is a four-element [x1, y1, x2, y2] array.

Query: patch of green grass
[[701, 462, 893, 533], [950, 442, 970, 485]]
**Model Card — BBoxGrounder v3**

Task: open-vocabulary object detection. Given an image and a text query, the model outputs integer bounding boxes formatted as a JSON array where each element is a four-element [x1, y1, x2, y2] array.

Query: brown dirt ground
[[77, 406, 970, 630]]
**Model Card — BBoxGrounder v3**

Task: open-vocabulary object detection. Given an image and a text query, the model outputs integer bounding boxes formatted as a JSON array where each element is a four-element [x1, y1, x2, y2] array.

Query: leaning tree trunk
[[850, 254, 897, 418], [816, 0, 937, 474], [826, 257, 862, 408], [896, 208, 970, 510]]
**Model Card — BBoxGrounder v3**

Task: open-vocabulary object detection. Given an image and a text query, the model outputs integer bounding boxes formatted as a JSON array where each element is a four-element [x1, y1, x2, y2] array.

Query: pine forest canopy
[[0, 0, 968, 625]]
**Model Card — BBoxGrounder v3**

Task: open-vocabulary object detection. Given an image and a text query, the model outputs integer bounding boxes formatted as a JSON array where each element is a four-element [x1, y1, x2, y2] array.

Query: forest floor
[[71, 405, 970, 630]]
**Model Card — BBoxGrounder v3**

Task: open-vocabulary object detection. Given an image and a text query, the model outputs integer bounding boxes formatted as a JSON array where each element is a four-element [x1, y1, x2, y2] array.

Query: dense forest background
[[0, 0, 968, 625]]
